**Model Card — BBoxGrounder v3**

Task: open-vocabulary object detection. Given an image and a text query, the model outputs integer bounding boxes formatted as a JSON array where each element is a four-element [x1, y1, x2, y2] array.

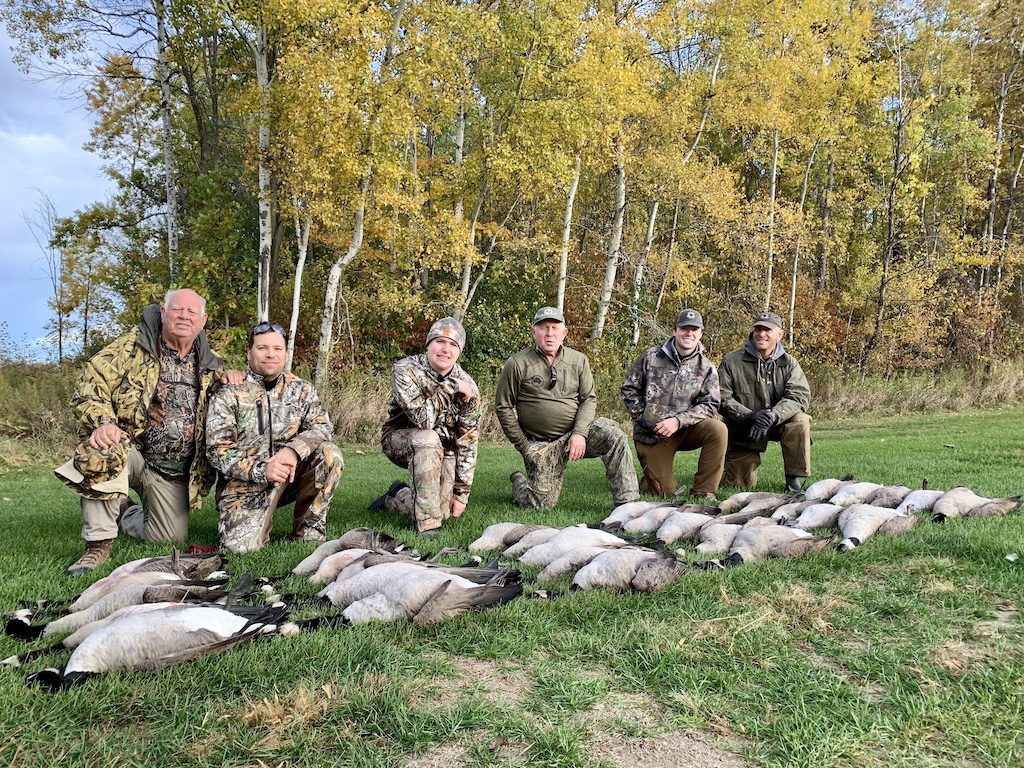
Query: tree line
[[5, 0, 1023, 382]]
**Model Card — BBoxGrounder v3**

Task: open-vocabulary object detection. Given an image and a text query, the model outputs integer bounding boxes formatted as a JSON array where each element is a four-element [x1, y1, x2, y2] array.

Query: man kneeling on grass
[[205, 322, 343, 553], [370, 317, 480, 538]]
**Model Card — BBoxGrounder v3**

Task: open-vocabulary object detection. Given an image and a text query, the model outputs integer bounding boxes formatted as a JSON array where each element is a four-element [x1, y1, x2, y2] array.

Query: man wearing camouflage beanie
[[371, 317, 481, 537]]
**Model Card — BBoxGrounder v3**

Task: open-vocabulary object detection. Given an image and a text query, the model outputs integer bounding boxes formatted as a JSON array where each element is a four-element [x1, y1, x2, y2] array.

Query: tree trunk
[[287, 196, 310, 373], [556, 153, 582, 312], [631, 200, 659, 345], [817, 158, 834, 291], [255, 24, 273, 322], [154, 0, 178, 282], [592, 137, 626, 340], [655, 198, 681, 317], [765, 128, 779, 310], [788, 140, 818, 345]]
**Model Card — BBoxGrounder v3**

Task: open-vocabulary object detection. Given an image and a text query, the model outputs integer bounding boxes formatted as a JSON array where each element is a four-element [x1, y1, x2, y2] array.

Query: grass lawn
[[0, 407, 1022, 768]]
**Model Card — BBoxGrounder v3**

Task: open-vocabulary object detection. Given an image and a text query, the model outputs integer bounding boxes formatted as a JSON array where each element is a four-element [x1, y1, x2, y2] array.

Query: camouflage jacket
[[381, 354, 480, 503], [621, 338, 721, 446], [718, 338, 810, 448], [71, 304, 224, 509], [206, 369, 334, 489]]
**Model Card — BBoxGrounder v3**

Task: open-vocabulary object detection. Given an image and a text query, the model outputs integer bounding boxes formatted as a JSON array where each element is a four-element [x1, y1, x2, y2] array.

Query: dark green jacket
[[718, 338, 810, 450]]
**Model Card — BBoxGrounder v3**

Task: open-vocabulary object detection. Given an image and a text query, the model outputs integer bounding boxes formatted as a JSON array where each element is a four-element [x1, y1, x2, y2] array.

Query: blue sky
[[0, 28, 110, 358]]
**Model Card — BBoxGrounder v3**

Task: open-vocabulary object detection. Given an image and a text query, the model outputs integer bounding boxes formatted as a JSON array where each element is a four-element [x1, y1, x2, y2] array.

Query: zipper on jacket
[[257, 400, 265, 435]]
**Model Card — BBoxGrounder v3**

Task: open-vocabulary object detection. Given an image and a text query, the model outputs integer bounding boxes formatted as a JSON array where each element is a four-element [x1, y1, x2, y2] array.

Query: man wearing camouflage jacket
[[56, 289, 236, 575], [206, 322, 343, 553], [496, 307, 639, 509], [621, 308, 727, 498], [373, 317, 480, 537]]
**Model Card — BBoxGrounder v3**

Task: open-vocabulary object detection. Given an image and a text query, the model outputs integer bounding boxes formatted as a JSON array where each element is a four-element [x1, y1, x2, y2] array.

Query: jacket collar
[[137, 304, 223, 372]]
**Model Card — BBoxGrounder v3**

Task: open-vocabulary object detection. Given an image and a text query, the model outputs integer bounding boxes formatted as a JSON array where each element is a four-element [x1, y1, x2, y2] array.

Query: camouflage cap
[[54, 435, 131, 500], [532, 306, 565, 325], [675, 308, 704, 328], [752, 311, 783, 331], [425, 316, 466, 349]]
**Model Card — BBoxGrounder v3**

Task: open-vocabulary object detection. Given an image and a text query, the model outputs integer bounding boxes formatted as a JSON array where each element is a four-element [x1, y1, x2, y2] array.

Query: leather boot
[[66, 539, 114, 576]]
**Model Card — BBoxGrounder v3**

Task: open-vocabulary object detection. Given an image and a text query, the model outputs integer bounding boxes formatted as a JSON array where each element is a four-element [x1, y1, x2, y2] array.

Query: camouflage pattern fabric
[[206, 369, 342, 551], [621, 338, 721, 446], [216, 442, 343, 553], [138, 339, 201, 479], [381, 354, 479, 503], [55, 436, 131, 499], [381, 429, 457, 533], [511, 417, 639, 508], [70, 304, 223, 510]]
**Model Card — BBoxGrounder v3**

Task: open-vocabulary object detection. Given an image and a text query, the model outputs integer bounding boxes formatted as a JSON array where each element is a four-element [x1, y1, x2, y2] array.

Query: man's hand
[[264, 447, 299, 485], [450, 498, 466, 518], [654, 417, 680, 439], [747, 410, 777, 443], [220, 369, 246, 386], [566, 434, 587, 461], [88, 422, 123, 450], [454, 378, 474, 403]]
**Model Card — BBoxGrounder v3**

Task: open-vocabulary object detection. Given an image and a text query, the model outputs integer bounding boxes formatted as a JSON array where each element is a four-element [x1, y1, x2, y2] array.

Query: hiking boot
[[66, 539, 114, 576], [368, 480, 409, 511], [785, 476, 807, 493]]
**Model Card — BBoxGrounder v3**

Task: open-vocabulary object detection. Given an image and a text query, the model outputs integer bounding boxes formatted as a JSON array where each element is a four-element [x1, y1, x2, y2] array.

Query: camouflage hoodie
[[206, 368, 334, 489], [71, 304, 223, 510], [621, 338, 721, 446], [381, 354, 480, 503]]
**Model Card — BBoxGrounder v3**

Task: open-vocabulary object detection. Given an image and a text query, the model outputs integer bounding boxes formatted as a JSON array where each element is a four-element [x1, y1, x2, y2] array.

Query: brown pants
[[81, 446, 189, 543], [634, 418, 727, 496], [724, 412, 812, 488]]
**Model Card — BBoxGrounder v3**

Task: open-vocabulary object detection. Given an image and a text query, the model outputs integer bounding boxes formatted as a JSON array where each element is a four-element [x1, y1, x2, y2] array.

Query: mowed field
[[0, 408, 1022, 768]]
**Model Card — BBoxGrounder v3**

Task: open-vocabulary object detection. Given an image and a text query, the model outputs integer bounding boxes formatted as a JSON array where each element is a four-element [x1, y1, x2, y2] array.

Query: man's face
[[531, 320, 568, 356], [160, 289, 207, 349], [426, 337, 461, 374], [752, 324, 784, 357], [673, 325, 702, 355], [247, 331, 287, 379]]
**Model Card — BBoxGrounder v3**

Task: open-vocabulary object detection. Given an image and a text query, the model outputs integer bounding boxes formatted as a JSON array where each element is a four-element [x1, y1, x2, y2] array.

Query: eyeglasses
[[548, 365, 558, 389], [249, 321, 288, 345]]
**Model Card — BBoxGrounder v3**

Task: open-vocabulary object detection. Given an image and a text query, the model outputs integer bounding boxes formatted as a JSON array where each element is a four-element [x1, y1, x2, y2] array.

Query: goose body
[[787, 503, 843, 531], [622, 505, 679, 534], [319, 562, 436, 607], [717, 492, 778, 514], [895, 489, 944, 514], [68, 571, 184, 612], [600, 500, 676, 529], [838, 504, 904, 550], [502, 527, 560, 558], [518, 528, 625, 567], [468, 523, 525, 552], [830, 482, 883, 507], [728, 525, 813, 564], [631, 556, 687, 592], [966, 496, 1021, 518], [656, 512, 715, 545], [695, 523, 742, 554], [292, 539, 347, 575], [536, 546, 616, 582], [804, 478, 853, 503], [70, 552, 223, 611], [309, 549, 372, 585], [932, 487, 991, 521], [44, 585, 158, 636], [876, 514, 919, 536], [866, 485, 913, 508], [571, 549, 660, 590], [771, 500, 816, 522]]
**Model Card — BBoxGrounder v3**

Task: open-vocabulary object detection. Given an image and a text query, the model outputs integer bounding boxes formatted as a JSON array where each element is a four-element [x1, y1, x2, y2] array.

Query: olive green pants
[[724, 412, 812, 488]]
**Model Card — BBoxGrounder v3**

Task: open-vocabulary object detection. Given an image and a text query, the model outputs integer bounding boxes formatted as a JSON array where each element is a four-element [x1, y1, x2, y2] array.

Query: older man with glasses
[[205, 321, 343, 552], [495, 307, 639, 509], [57, 289, 243, 574]]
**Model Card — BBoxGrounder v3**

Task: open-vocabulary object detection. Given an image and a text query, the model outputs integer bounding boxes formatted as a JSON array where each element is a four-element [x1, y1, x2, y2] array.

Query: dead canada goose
[[964, 496, 1021, 518], [738, 495, 801, 516], [502, 527, 562, 558], [694, 523, 742, 554], [622, 505, 680, 534], [770, 500, 818, 522], [570, 548, 661, 591], [803, 476, 854, 503], [766, 534, 835, 559], [66, 571, 186, 613], [837, 504, 905, 550], [895, 489, 944, 514], [308, 549, 373, 585], [655, 512, 716, 545], [599, 500, 677, 530], [786, 503, 843, 531], [830, 482, 884, 507], [536, 546, 620, 582], [717, 492, 781, 514], [932, 487, 994, 522], [866, 485, 913, 508], [26, 603, 296, 690], [518, 528, 626, 567], [349, 553, 517, 585], [468, 523, 526, 552], [724, 525, 815, 566], [876, 514, 919, 536], [319, 562, 444, 607], [631, 555, 688, 592], [291, 528, 399, 576]]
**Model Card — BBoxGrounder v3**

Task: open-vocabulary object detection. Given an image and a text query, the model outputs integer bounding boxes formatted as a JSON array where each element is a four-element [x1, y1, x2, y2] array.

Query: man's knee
[[409, 430, 443, 453], [781, 412, 812, 436]]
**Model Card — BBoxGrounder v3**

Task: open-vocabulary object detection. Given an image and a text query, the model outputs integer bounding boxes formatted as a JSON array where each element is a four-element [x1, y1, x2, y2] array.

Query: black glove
[[747, 410, 777, 442]]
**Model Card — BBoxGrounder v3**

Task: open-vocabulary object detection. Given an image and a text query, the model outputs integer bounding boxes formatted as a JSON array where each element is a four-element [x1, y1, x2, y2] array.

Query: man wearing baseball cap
[[718, 311, 811, 492], [621, 308, 727, 499], [372, 317, 480, 536], [495, 307, 639, 509]]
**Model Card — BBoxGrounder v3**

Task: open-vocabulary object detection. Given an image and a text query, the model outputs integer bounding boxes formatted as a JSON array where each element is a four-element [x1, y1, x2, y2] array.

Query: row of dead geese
[[4, 478, 1017, 690]]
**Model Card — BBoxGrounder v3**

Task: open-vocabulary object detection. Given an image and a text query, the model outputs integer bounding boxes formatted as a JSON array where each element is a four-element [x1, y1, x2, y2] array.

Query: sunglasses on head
[[249, 321, 288, 345]]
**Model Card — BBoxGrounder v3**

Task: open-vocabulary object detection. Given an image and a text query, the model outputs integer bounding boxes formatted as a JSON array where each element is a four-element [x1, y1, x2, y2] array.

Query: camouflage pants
[[634, 417, 728, 496], [381, 429, 456, 534], [724, 412, 812, 488], [216, 442, 343, 553], [81, 446, 190, 543], [511, 417, 639, 509]]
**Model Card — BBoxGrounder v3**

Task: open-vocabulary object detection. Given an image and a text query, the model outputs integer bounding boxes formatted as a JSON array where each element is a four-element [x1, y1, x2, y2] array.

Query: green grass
[[1, 408, 1023, 767]]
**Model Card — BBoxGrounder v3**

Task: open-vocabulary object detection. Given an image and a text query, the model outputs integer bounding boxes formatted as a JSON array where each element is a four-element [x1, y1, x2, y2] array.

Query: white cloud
[[0, 129, 69, 155]]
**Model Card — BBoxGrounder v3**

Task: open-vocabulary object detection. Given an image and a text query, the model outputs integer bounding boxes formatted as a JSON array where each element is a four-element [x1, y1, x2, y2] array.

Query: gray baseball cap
[[752, 312, 783, 331], [533, 306, 565, 325], [675, 309, 703, 328]]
